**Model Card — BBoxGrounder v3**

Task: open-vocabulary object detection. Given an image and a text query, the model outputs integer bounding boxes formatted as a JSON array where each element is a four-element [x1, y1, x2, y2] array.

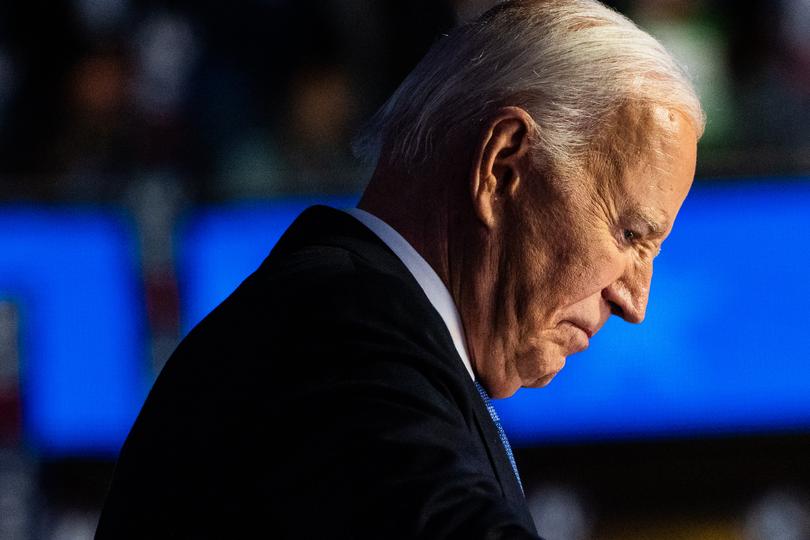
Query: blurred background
[[1, 0, 809, 538]]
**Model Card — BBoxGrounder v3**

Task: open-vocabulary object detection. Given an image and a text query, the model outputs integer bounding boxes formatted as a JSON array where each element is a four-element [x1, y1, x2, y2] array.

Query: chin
[[527, 364, 564, 388], [515, 349, 566, 389], [488, 364, 561, 397]]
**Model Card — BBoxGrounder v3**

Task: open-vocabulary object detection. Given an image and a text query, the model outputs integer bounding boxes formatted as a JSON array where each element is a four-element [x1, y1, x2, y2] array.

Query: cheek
[[548, 243, 624, 309]]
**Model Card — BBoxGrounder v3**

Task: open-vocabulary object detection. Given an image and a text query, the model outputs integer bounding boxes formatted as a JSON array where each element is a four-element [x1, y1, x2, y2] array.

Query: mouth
[[563, 320, 595, 339]]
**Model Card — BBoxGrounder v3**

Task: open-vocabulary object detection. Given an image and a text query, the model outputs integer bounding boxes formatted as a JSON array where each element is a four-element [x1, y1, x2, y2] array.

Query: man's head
[[356, 0, 703, 397]]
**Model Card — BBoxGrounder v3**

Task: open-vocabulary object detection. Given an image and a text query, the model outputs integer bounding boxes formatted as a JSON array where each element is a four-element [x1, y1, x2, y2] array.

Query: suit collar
[[343, 207, 475, 381], [272, 205, 531, 518]]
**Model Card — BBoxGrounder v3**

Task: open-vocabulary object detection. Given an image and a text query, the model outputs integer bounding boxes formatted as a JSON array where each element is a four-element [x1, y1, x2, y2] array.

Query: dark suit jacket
[[96, 205, 540, 539]]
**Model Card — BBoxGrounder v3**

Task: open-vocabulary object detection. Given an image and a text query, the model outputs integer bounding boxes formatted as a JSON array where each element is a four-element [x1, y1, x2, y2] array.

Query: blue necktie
[[474, 380, 524, 493]]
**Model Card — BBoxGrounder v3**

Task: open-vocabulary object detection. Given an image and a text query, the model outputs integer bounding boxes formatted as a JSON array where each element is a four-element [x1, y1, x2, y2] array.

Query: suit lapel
[[279, 206, 535, 528]]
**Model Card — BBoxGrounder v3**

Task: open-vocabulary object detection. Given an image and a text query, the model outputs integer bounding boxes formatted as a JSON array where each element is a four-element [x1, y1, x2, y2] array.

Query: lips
[[565, 320, 596, 339]]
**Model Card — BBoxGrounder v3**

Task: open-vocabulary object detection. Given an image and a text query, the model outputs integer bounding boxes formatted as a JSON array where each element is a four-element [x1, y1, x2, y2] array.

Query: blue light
[[177, 181, 810, 444], [495, 179, 810, 443], [0, 207, 146, 455], [178, 195, 358, 333]]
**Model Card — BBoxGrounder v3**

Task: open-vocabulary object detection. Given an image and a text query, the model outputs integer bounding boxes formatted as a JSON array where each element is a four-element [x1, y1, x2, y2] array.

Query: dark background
[[1, 0, 809, 538]]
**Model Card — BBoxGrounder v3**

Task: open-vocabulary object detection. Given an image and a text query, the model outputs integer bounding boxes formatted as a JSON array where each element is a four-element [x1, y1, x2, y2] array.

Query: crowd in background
[[3, 0, 809, 297], [1, 0, 810, 204], [1, 1, 809, 539]]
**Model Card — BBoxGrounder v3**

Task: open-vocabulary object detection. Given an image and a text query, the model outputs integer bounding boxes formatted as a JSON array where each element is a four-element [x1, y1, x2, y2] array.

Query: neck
[[357, 155, 503, 389], [358, 160, 459, 288]]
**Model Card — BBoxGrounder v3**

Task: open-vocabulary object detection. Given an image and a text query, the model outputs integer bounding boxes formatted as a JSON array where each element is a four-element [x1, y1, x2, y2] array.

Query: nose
[[602, 263, 652, 324]]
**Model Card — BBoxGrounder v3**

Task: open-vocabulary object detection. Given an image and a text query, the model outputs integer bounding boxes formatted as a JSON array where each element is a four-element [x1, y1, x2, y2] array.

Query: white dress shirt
[[344, 208, 475, 381]]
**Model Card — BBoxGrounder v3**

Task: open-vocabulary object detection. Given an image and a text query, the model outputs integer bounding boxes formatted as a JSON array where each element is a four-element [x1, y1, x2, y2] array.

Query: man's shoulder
[[258, 205, 414, 288], [249, 205, 431, 325], [183, 205, 459, 376]]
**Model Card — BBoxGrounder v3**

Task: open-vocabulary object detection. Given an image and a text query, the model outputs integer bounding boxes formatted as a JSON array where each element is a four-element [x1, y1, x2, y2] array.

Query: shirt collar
[[344, 208, 475, 381]]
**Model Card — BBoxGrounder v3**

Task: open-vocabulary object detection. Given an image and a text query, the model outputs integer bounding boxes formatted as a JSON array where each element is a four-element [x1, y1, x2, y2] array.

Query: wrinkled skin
[[359, 103, 698, 399], [460, 104, 698, 397]]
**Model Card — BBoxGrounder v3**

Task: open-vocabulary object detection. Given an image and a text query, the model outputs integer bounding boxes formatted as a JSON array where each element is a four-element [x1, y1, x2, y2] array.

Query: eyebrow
[[627, 208, 669, 237]]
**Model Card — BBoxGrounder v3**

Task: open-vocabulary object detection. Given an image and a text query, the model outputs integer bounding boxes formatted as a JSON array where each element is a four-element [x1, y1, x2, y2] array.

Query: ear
[[470, 106, 534, 228]]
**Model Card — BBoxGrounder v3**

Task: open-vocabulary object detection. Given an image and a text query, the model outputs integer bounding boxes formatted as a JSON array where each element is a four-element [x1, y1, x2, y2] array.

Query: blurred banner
[[3, 181, 809, 455], [0, 208, 145, 455], [174, 181, 810, 446]]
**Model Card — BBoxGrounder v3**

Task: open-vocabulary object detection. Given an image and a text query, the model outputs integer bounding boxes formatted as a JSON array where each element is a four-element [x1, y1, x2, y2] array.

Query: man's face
[[470, 105, 697, 397]]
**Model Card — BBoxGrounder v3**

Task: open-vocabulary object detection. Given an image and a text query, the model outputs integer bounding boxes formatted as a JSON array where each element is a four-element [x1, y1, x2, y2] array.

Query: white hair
[[353, 0, 705, 176]]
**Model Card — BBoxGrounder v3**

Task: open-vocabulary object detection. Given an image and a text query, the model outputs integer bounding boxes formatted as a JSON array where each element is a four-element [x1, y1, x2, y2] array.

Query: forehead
[[586, 104, 698, 231]]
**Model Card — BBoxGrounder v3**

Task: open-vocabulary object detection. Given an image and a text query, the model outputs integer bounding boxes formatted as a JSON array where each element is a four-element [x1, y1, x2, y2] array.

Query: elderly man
[[96, 1, 703, 538]]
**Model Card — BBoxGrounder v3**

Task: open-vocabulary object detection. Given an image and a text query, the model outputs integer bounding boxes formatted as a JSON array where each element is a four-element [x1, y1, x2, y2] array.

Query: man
[[96, 1, 703, 538]]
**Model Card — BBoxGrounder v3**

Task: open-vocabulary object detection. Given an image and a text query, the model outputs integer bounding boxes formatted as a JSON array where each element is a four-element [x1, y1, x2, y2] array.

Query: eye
[[622, 229, 639, 242]]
